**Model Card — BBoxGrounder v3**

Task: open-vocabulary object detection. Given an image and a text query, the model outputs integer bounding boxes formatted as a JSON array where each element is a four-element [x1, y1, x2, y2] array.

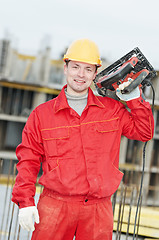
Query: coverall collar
[[54, 85, 105, 113]]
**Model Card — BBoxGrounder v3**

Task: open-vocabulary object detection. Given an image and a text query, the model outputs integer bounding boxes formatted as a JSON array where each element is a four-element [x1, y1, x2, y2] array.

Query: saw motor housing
[[94, 47, 157, 97]]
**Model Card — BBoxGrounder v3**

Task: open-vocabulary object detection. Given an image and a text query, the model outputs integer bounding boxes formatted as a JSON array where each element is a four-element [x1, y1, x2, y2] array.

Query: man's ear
[[93, 71, 97, 80], [64, 64, 68, 75]]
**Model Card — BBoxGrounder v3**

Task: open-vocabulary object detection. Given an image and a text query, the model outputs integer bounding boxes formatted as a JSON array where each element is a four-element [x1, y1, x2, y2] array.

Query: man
[[12, 39, 154, 240]]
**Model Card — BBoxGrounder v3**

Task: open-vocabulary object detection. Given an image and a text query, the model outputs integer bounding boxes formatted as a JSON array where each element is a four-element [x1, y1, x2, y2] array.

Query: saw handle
[[96, 57, 138, 89], [121, 70, 149, 94]]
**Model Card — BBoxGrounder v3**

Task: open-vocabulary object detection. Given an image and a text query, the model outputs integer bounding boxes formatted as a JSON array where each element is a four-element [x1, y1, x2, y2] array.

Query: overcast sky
[[0, 0, 159, 69]]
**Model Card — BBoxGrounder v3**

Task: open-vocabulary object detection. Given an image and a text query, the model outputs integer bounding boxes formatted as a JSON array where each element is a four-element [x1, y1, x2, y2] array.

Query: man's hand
[[19, 206, 39, 231], [116, 80, 140, 101]]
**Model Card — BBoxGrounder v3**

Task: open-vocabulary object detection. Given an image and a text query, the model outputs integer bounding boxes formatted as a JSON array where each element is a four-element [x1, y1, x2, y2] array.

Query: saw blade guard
[[94, 47, 157, 97]]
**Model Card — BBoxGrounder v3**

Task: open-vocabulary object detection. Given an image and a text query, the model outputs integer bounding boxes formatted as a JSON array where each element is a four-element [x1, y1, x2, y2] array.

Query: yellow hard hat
[[63, 39, 102, 67]]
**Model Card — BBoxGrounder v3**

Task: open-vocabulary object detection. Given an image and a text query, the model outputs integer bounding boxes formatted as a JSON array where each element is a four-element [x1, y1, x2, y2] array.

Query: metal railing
[[0, 158, 150, 240]]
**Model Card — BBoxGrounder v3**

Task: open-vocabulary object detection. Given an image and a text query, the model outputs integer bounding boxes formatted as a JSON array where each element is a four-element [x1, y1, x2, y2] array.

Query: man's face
[[64, 61, 97, 96]]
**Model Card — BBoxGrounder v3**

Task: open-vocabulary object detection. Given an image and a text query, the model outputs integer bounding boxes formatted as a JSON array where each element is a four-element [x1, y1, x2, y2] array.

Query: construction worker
[[12, 39, 154, 240]]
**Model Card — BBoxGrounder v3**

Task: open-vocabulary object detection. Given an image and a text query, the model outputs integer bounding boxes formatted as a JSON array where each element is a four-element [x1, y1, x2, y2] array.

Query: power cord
[[133, 81, 155, 239]]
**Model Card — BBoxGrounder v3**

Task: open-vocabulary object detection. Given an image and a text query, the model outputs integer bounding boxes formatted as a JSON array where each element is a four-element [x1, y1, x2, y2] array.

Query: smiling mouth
[[74, 79, 85, 83]]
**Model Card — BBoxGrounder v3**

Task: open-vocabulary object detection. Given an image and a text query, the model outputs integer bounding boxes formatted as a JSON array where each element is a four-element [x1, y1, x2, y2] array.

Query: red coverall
[[12, 85, 154, 240]]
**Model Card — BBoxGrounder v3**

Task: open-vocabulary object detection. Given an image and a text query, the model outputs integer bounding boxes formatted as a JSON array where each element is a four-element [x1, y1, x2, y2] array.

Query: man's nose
[[77, 68, 85, 77]]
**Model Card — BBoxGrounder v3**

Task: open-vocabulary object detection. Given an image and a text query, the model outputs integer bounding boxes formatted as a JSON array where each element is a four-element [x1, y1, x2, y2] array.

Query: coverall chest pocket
[[94, 118, 119, 152], [41, 127, 70, 157]]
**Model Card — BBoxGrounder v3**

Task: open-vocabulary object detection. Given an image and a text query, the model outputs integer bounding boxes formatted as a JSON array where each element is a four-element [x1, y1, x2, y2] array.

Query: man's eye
[[73, 66, 78, 69]]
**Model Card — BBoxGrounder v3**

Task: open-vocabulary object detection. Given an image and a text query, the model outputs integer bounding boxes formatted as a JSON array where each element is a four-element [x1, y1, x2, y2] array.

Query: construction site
[[0, 38, 159, 240]]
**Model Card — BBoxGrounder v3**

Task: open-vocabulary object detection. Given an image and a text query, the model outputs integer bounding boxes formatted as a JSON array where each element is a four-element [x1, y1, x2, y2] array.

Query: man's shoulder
[[35, 97, 57, 113], [96, 94, 123, 107]]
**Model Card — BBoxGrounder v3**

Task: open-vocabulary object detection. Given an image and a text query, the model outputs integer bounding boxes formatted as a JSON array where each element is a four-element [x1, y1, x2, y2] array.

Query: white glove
[[19, 206, 39, 231], [116, 80, 140, 101]]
